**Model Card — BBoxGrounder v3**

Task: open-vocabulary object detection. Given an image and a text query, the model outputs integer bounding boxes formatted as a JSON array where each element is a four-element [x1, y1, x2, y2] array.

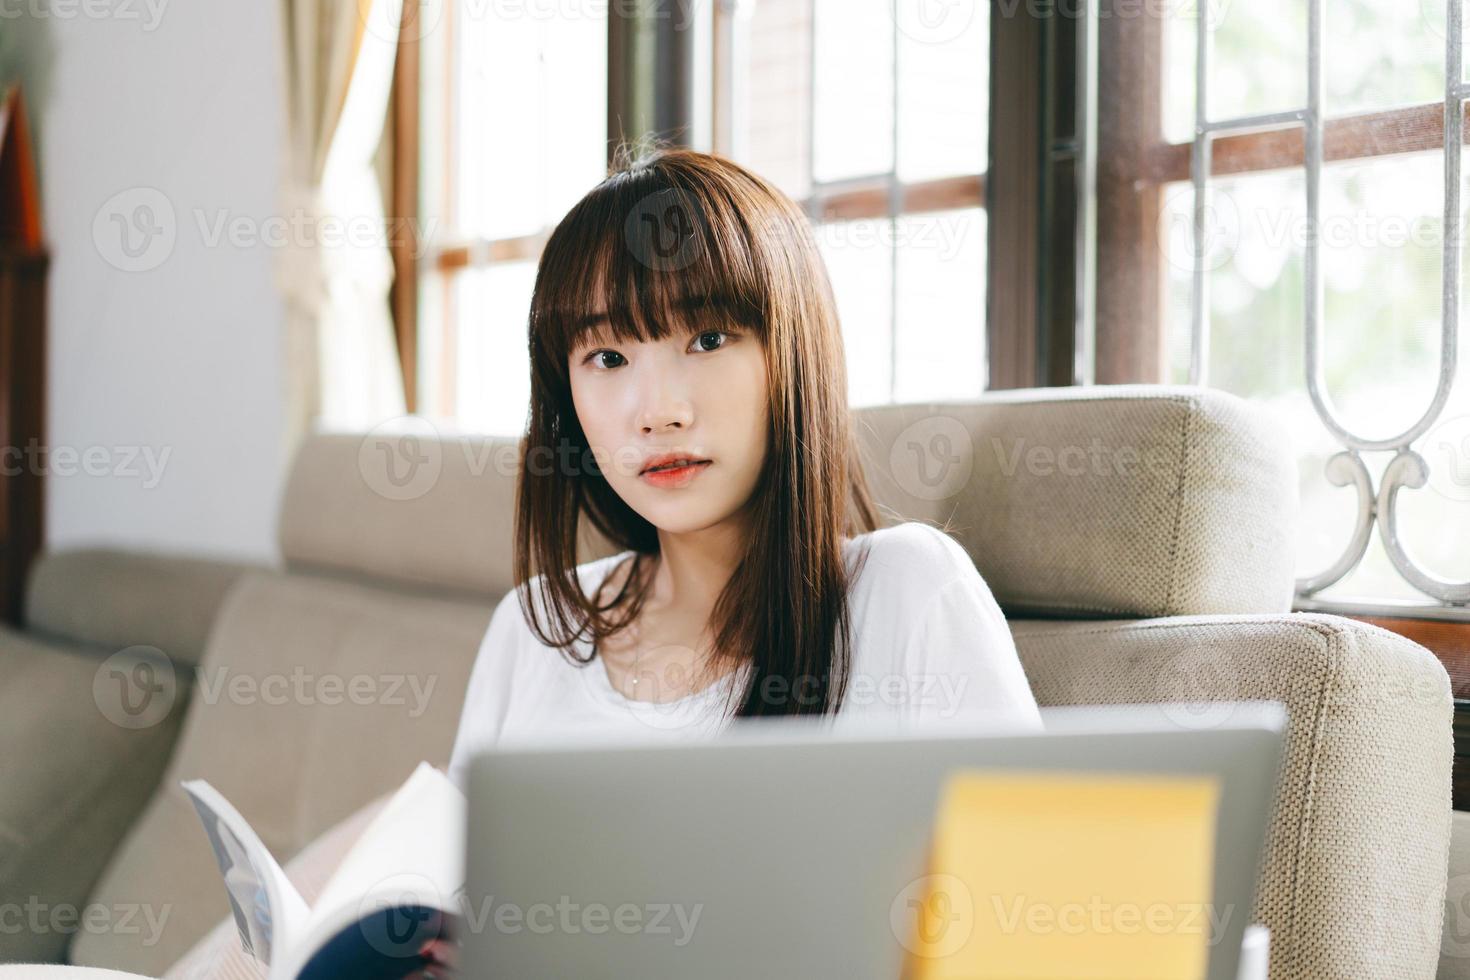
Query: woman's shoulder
[[845, 521, 980, 589]]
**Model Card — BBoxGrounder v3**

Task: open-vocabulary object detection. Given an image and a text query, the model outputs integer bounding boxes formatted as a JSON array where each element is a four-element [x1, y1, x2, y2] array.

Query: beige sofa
[[0, 384, 1453, 979]]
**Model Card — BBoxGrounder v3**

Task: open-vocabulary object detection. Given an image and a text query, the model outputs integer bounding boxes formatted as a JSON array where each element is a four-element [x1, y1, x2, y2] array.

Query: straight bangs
[[529, 162, 779, 392]]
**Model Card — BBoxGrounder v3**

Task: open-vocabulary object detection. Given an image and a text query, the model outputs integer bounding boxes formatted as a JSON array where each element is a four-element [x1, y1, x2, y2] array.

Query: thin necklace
[[628, 643, 643, 696]]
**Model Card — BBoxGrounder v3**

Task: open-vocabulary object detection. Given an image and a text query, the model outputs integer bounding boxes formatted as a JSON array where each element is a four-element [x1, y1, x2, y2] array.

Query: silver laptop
[[462, 702, 1286, 980]]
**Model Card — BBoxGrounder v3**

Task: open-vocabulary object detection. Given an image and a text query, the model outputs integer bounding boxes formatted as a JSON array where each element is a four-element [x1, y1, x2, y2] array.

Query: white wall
[[32, 0, 288, 563]]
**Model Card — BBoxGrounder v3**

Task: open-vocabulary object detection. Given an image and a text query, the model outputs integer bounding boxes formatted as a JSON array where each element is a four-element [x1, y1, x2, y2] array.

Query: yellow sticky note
[[900, 770, 1220, 980]]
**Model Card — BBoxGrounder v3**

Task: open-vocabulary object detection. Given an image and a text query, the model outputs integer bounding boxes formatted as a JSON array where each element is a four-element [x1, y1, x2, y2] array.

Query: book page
[[181, 779, 313, 967], [269, 762, 467, 980]]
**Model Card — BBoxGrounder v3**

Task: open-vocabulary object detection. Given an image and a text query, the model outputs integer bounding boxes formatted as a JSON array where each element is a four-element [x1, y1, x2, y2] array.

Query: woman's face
[[568, 312, 769, 536]]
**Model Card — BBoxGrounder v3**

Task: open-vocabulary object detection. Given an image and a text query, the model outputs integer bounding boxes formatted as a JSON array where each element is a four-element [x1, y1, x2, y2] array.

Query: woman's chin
[[633, 500, 738, 536]]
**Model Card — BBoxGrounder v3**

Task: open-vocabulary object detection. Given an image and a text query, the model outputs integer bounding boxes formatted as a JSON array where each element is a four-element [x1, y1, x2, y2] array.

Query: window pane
[[452, 261, 536, 436], [1204, 0, 1307, 122], [894, 208, 986, 401], [896, 3, 987, 182], [1326, 0, 1442, 115], [816, 219, 894, 405], [812, 0, 895, 181], [743, 0, 813, 200], [1168, 157, 1449, 438], [1162, 170, 1305, 397], [1317, 153, 1446, 438], [456, 5, 606, 241], [1162, 3, 1197, 144]]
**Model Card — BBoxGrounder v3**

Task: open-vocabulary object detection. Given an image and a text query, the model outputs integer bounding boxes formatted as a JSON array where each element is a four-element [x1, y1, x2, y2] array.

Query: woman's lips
[[639, 460, 713, 488]]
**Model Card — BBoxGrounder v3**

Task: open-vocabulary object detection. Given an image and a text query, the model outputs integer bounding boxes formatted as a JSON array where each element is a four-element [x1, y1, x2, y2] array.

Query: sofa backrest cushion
[[277, 425, 619, 599], [25, 549, 252, 668], [275, 385, 1298, 619], [853, 385, 1299, 617]]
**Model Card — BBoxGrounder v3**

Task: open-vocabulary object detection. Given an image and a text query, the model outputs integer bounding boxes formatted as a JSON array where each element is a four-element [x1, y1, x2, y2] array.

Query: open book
[[180, 761, 467, 980]]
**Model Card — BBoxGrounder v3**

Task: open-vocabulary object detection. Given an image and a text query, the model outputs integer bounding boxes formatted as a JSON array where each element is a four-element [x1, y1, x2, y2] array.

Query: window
[[1100, 0, 1470, 610], [725, 0, 989, 406], [411, 0, 992, 434], [416, 3, 609, 434]]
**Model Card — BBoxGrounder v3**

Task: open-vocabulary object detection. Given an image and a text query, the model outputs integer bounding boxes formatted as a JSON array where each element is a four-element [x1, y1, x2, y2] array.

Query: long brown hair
[[512, 142, 883, 716]]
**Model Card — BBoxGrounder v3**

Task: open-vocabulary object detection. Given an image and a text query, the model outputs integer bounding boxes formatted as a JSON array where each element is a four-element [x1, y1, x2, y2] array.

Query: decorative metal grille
[[1183, 0, 1468, 615]]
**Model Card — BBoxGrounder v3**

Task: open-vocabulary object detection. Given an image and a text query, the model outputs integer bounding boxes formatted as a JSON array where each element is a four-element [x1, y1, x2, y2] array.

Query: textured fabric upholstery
[[67, 572, 491, 976], [853, 385, 1300, 618], [24, 550, 251, 669], [1014, 614, 1453, 980], [276, 428, 523, 599], [1438, 811, 1470, 978], [0, 630, 189, 965]]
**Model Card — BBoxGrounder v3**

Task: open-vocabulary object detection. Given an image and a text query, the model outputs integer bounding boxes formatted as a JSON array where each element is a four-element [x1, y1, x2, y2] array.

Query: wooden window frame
[[389, 2, 1087, 415]]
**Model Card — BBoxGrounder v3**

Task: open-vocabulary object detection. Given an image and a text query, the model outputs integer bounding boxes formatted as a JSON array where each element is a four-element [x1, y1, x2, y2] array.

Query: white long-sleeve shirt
[[446, 521, 1043, 792]]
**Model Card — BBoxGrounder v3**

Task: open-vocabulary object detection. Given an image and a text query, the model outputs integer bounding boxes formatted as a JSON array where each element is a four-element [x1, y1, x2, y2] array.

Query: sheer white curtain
[[277, 0, 407, 454]]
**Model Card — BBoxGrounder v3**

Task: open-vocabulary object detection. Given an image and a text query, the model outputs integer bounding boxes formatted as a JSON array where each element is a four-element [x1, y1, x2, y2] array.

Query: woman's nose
[[635, 364, 695, 433]]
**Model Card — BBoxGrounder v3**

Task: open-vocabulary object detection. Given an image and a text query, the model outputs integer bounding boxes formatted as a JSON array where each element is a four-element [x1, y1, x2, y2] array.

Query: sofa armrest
[[0, 630, 190, 964], [1013, 612, 1453, 980], [25, 549, 256, 669]]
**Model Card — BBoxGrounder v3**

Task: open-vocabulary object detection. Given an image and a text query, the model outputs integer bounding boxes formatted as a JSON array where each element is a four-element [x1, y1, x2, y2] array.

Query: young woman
[[443, 145, 1041, 795]]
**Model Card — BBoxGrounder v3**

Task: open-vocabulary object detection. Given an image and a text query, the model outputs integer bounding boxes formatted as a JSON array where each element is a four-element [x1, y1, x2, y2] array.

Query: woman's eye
[[690, 330, 728, 353], [588, 350, 625, 369]]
